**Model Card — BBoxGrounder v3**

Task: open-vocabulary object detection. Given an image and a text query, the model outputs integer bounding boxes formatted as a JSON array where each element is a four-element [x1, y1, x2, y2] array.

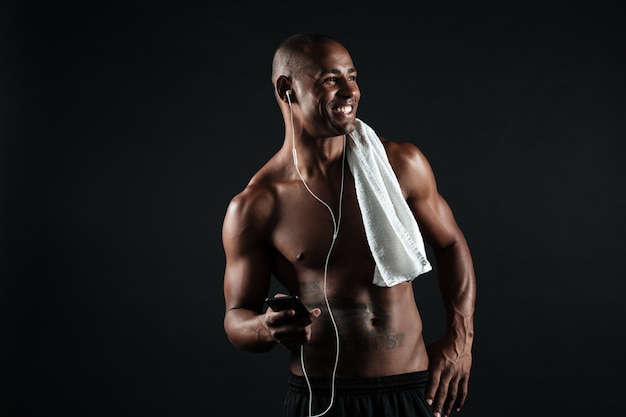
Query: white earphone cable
[[287, 91, 343, 417]]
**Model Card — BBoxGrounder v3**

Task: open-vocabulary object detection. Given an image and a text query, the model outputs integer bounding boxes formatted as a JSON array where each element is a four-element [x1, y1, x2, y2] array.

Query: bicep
[[222, 194, 273, 314], [412, 192, 463, 250], [396, 144, 464, 250]]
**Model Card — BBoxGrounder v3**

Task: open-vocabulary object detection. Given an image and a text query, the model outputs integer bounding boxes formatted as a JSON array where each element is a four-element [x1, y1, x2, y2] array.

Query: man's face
[[294, 41, 361, 138]]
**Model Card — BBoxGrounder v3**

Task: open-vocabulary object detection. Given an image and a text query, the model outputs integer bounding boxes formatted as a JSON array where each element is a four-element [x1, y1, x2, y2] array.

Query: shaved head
[[271, 33, 341, 85]]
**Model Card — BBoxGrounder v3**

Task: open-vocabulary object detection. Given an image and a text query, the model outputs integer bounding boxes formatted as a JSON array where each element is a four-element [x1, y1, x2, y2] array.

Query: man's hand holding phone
[[264, 294, 321, 350]]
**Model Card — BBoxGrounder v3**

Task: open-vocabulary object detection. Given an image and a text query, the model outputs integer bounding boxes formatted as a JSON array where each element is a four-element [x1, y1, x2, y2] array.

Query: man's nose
[[338, 82, 358, 99]]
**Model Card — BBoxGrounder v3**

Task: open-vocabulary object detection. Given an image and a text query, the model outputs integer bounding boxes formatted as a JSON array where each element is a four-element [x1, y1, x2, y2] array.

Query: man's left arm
[[425, 196, 475, 417], [389, 140, 476, 417]]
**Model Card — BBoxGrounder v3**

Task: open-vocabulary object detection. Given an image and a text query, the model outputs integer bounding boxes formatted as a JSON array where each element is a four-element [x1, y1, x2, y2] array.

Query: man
[[222, 33, 476, 417]]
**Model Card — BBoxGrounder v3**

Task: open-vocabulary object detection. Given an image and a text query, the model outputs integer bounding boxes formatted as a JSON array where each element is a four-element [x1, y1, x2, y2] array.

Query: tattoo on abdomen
[[301, 280, 323, 296], [341, 332, 405, 352], [316, 298, 405, 352]]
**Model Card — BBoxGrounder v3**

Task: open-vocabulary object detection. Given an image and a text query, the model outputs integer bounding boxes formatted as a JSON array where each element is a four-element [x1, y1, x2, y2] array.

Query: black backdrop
[[2, 2, 625, 416]]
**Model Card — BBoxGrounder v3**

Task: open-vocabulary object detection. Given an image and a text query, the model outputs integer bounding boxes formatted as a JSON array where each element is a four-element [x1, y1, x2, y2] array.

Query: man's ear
[[276, 76, 293, 103]]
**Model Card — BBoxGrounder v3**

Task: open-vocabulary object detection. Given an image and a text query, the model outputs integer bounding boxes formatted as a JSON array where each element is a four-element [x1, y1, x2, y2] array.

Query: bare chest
[[270, 179, 374, 277]]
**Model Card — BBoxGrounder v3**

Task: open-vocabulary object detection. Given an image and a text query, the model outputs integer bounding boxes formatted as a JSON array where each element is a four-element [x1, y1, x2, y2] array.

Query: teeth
[[334, 106, 352, 113]]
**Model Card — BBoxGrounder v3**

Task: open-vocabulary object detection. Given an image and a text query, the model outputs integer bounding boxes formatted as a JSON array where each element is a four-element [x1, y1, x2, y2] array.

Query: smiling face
[[291, 39, 361, 139]]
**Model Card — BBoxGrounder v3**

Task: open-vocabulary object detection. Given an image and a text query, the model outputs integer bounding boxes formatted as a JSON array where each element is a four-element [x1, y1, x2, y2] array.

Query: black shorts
[[284, 370, 434, 417]]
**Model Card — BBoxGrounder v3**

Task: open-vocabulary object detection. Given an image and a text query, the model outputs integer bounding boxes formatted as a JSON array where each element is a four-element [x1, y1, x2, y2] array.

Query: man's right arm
[[222, 188, 277, 352]]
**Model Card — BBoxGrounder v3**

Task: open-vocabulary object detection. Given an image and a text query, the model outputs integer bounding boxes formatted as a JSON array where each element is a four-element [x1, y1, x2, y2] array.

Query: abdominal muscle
[[271, 175, 430, 377], [288, 278, 430, 378]]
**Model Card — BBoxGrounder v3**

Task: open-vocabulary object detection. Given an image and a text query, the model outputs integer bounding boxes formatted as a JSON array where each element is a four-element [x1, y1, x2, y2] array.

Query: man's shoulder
[[225, 157, 289, 223], [227, 179, 277, 216], [380, 136, 429, 171]]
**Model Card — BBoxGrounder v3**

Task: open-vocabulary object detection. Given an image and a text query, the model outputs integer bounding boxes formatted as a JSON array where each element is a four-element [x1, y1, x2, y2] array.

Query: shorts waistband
[[288, 370, 429, 395]]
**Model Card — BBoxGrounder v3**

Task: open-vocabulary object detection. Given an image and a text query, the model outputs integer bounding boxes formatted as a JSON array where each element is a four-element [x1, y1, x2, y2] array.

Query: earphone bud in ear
[[286, 90, 291, 98]]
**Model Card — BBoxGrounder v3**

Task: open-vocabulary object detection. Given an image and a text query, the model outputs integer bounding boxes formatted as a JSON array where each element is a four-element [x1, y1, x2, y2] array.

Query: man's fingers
[[442, 378, 459, 417], [426, 371, 448, 417], [432, 376, 467, 417], [427, 371, 461, 417], [432, 383, 448, 417], [425, 369, 440, 407], [453, 376, 469, 412]]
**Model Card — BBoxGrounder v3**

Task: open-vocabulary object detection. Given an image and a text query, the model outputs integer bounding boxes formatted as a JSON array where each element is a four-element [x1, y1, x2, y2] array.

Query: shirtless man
[[222, 33, 476, 417]]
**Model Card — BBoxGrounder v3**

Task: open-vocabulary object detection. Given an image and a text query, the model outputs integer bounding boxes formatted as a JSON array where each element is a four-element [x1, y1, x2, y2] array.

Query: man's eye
[[325, 77, 337, 84]]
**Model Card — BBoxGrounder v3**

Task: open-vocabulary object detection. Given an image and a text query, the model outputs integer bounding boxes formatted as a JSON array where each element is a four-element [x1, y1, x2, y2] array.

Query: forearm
[[223, 308, 277, 353], [433, 239, 476, 352]]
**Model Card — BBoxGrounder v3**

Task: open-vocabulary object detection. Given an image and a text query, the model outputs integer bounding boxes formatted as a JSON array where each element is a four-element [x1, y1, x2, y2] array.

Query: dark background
[[2, 1, 625, 416]]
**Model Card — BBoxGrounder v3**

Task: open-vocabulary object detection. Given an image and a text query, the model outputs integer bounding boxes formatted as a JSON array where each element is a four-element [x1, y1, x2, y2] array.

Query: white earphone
[[286, 82, 342, 417]]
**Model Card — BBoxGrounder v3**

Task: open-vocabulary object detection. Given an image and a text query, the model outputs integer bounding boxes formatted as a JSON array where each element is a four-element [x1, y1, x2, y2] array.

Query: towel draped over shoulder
[[346, 119, 432, 287]]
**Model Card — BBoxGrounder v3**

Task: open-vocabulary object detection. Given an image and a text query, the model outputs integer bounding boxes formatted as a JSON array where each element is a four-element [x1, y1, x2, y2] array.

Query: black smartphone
[[265, 295, 310, 316]]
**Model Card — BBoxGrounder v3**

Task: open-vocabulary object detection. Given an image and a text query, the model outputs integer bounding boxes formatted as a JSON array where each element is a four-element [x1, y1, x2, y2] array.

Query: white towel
[[347, 119, 432, 287]]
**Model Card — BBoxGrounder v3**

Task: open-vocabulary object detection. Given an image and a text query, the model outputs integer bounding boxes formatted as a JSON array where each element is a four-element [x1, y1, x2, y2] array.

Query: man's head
[[272, 33, 360, 137], [271, 33, 337, 86]]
